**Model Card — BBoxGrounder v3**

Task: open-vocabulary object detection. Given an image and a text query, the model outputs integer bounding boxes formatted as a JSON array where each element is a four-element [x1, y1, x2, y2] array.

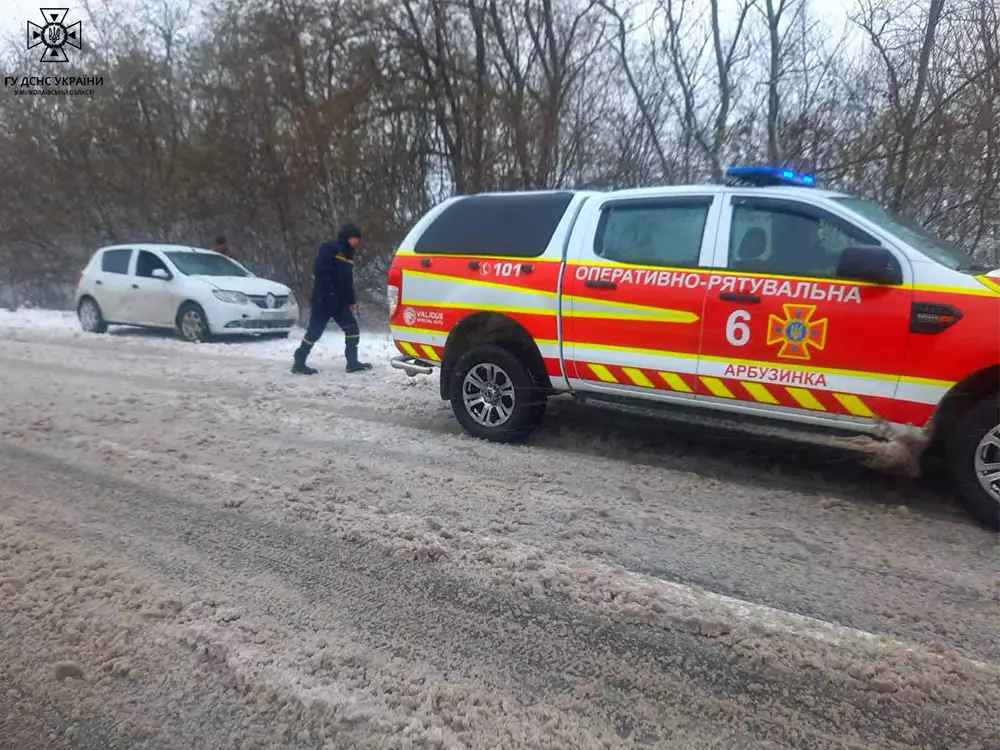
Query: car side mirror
[[151, 268, 171, 280], [836, 245, 902, 286]]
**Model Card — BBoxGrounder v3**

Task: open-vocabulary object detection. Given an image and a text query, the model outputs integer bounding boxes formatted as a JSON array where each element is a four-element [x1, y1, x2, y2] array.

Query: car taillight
[[387, 266, 402, 317]]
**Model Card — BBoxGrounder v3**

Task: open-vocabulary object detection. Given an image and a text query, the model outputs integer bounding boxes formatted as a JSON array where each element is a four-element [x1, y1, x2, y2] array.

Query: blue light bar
[[725, 165, 816, 188]]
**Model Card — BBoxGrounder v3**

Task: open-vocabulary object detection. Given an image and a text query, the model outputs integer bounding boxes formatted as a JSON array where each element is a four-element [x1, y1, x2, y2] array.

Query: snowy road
[[0, 311, 997, 749]]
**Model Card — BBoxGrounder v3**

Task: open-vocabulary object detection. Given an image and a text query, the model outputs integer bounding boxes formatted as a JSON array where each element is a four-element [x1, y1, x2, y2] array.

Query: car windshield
[[832, 197, 991, 273], [164, 251, 251, 277]]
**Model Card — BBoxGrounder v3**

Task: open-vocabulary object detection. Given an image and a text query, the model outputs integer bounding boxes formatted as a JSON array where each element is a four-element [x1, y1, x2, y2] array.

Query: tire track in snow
[[1, 442, 997, 749]]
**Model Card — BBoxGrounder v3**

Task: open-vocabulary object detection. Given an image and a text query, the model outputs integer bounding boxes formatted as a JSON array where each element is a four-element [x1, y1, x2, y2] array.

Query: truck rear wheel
[[946, 397, 1000, 530], [449, 344, 547, 443]]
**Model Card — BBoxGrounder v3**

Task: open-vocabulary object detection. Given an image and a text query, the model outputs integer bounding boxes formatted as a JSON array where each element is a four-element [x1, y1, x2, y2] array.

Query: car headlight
[[287, 291, 297, 308], [213, 289, 249, 304]]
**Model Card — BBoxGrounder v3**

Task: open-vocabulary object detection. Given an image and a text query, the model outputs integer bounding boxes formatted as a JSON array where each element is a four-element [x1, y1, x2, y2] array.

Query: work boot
[[345, 341, 371, 373], [291, 345, 318, 375]]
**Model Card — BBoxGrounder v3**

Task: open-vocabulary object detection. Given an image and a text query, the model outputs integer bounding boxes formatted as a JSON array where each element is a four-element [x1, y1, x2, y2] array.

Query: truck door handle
[[719, 292, 761, 304], [420, 258, 431, 268], [467, 261, 480, 270], [520, 264, 533, 273], [585, 280, 617, 290]]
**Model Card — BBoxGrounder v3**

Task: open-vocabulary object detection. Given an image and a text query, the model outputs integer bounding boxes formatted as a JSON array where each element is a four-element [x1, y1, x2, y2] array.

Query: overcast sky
[[2, 0, 860, 63]]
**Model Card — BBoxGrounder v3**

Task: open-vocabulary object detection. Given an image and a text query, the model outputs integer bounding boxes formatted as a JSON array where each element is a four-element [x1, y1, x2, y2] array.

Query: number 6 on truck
[[726, 309, 751, 347]]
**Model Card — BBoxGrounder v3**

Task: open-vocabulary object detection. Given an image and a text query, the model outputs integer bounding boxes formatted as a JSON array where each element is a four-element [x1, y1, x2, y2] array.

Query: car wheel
[[449, 344, 547, 443], [946, 397, 1000, 530], [176, 302, 211, 343], [78, 297, 108, 334]]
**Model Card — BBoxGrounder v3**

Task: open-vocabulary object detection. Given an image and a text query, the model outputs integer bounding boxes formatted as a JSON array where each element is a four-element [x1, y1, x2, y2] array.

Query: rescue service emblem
[[402, 307, 417, 326], [767, 303, 827, 360]]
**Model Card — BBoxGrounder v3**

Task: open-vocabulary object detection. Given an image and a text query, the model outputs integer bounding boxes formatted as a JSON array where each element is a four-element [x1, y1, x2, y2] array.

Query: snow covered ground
[[0, 309, 997, 749]]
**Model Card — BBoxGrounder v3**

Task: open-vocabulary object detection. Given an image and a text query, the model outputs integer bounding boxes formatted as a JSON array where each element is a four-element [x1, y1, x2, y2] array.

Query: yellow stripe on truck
[[622, 367, 654, 388], [399, 341, 421, 358], [659, 372, 693, 393], [588, 364, 619, 383], [786, 387, 826, 411], [833, 392, 874, 417], [700, 377, 734, 399], [741, 381, 779, 404]]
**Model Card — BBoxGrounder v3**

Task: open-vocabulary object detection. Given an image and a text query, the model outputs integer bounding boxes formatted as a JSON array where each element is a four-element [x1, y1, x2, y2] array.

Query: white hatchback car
[[75, 243, 300, 342]]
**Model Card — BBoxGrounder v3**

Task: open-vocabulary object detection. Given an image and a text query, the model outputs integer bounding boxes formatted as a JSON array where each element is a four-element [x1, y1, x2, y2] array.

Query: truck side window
[[728, 198, 878, 279], [595, 199, 711, 268]]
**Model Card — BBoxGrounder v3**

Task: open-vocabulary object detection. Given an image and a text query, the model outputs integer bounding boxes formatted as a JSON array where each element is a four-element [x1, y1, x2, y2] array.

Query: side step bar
[[390, 354, 434, 376]]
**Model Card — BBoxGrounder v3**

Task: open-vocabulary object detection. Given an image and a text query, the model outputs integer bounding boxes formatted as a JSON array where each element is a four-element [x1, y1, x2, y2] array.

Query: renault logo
[[265, 293, 277, 309]]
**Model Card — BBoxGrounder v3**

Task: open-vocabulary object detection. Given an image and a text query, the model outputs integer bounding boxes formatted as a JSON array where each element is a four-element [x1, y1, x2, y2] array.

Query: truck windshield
[[165, 251, 251, 277], [832, 197, 991, 273]]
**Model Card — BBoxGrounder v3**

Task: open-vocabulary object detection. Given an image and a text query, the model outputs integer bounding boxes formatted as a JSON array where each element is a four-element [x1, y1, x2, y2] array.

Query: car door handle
[[520, 263, 533, 274], [420, 258, 432, 268], [467, 261, 480, 270], [719, 292, 761, 304], [131, 284, 139, 289], [585, 280, 617, 290], [95, 280, 103, 285]]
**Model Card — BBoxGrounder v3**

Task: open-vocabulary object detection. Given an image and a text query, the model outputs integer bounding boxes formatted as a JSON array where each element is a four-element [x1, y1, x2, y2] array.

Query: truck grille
[[247, 294, 289, 309]]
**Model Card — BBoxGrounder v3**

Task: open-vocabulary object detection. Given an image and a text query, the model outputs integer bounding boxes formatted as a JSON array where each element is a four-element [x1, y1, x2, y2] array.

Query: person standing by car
[[214, 235, 233, 257], [291, 223, 372, 375]]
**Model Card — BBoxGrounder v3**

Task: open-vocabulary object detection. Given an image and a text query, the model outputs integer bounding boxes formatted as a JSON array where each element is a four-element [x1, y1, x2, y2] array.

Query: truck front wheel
[[449, 344, 547, 443], [946, 397, 1000, 530]]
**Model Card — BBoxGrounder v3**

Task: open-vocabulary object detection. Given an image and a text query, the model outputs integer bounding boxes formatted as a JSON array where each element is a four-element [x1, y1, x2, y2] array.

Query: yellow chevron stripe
[[833, 392, 873, 417], [622, 367, 653, 388], [700, 377, 734, 399], [588, 363, 619, 383], [566, 340, 953, 389], [786, 387, 826, 411], [399, 341, 421, 358], [420, 345, 441, 362], [741, 381, 779, 404], [659, 372, 693, 393]]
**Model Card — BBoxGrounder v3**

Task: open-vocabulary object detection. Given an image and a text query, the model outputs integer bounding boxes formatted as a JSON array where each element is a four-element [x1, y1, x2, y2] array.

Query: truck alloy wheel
[[449, 344, 546, 443], [973, 424, 1000, 502], [462, 362, 516, 427], [947, 398, 1000, 530]]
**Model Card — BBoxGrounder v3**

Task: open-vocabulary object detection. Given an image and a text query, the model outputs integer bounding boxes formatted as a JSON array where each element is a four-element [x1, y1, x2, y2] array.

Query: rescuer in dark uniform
[[291, 223, 372, 375]]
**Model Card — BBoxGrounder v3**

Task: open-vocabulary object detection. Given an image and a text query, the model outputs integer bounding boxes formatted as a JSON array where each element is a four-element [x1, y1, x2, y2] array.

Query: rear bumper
[[391, 355, 435, 376]]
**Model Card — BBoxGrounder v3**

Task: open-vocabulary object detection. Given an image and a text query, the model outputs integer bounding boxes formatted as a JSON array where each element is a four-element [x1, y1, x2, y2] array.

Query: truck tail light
[[387, 265, 402, 317]]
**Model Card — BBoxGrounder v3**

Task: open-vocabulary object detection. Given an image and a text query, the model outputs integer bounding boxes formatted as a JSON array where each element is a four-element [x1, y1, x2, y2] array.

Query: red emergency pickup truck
[[386, 167, 1000, 529]]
